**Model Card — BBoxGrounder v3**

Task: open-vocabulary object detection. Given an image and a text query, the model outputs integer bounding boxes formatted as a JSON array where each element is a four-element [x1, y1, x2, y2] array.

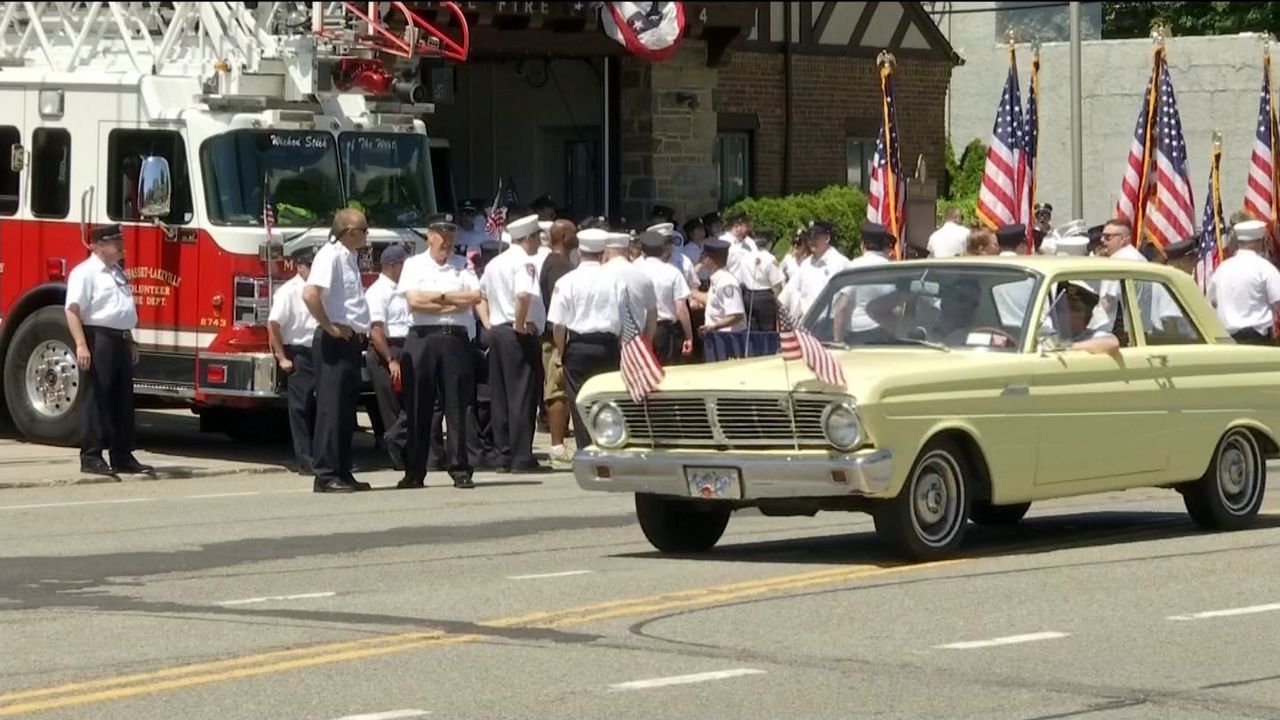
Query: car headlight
[[589, 401, 628, 448], [821, 401, 862, 451]]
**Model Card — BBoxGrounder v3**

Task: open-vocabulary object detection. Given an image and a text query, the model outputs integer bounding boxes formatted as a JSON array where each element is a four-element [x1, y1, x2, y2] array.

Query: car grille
[[601, 394, 838, 449]]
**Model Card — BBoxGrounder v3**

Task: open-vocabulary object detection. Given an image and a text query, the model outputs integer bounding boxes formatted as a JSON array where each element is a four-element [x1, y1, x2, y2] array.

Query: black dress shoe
[[80, 458, 117, 477], [494, 466, 512, 475], [342, 474, 372, 491], [110, 457, 154, 474], [314, 477, 356, 493], [386, 444, 405, 472], [396, 477, 426, 489], [452, 476, 475, 489], [510, 463, 553, 475]]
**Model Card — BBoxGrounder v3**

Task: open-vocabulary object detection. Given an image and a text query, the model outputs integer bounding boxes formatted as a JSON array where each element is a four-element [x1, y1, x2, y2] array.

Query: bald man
[[302, 208, 372, 493], [539, 219, 578, 463]]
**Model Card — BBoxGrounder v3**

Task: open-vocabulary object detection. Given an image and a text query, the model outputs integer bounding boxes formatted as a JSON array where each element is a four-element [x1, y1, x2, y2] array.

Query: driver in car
[[1049, 281, 1121, 355], [864, 277, 984, 346]]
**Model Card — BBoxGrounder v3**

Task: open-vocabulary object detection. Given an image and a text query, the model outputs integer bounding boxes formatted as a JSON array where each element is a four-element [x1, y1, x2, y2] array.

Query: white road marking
[[187, 491, 263, 499], [1167, 602, 1280, 621], [0, 498, 154, 511], [508, 570, 595, 580], [935, 631, 1070, 650], [330, 710, 430, 720], [218, 591, 337, 606], [608, 668, 767, 691]]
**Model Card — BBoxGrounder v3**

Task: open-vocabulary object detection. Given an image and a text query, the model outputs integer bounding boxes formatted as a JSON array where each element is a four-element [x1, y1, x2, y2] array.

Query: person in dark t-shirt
[[540, 220, 578, 464]]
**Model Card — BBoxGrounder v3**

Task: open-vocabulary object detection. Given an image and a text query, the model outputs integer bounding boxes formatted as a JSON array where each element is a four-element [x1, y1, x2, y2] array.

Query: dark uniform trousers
[[488, 324, 542, 469], [1231, 327, 1275, 345], [367, 336, 407, 454], [311, 329, 363, 482], [689, 278, 709, 363], [81, 326, 136, 464], [426, 336, 497, 469], [653, 320, 684, 365], [284, 343, 317, 472], [742, 287, 778, 332], [402, 325, 476, 483], [562, 331, 621, 449]]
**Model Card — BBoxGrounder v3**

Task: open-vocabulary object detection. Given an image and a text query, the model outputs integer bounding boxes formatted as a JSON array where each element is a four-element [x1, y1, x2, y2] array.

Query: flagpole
[[1134, 25, 1167, 245], [1027, 39, 1040, 253], [1211, 130, 1224, 264], [877, 50, 900, 258], [1266, 38, 1278, 243]]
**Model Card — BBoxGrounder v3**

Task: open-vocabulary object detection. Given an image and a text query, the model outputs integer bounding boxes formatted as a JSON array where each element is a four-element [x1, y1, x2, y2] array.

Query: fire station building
[[410, 1, 960, 228]]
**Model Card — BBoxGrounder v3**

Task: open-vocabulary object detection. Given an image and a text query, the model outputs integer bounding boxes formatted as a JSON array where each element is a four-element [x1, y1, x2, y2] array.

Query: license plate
[[685, 467, 743, 500]]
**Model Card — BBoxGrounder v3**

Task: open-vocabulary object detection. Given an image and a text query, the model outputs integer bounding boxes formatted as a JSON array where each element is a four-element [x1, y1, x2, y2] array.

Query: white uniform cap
[[605, 231, 633, 250], [1234, 219, 1267, 242], [506, 214, 541, 241], [538, 220, 553, 233], [577, 228, 610, 253], [646, 222, 675, 235], [1054, 235, 1090, 256]]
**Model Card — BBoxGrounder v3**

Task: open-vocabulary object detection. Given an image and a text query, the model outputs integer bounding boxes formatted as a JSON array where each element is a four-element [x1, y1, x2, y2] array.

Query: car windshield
[[201, 130, 343, 227], [339, 132, 437, 228], [806, 264, 1043, 352]]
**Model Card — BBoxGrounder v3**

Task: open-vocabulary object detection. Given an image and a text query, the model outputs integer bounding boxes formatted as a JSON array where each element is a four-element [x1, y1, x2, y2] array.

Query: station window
[[716, 131, 752, 207], [30, 128, 70, 219], [0, 126, 18, 216], [107, 129, 194, 224], [846, 136, 875, 192]]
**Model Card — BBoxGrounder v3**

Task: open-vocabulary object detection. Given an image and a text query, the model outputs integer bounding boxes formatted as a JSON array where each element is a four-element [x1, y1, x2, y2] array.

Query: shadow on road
[[614, 510, 1280, 567]]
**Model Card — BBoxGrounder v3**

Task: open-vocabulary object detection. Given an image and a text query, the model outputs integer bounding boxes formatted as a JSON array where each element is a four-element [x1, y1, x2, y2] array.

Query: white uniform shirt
[[842, 252, 892, 332], [669, 251, 700, 292], [481, 245, 546, 334], [780, 248, 851, 319], [548, 261, 620, 334], [725, 234, 765, 289], [704, 268, 745, 332], [602, 256, 656, 328], [1209, 249, 1280, 333], [928, 221, 970, 258], [365, 273, 412, 339], [993, 250, 1034, 327], [1097, 244, 1174, 332], [781, 253, 802, 282], [640, 257, 691, 323], [397, 252, 481, 338], [307, 242, 371, 333], [268, 275, 318, 347], [64, 253, 138, 331]]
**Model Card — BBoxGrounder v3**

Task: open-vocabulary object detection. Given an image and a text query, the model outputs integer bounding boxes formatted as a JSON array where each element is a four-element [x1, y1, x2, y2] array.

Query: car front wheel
[[635, 493, 731, 553], [873, 438, 971, 560], [1183, 428, 1266, 530]]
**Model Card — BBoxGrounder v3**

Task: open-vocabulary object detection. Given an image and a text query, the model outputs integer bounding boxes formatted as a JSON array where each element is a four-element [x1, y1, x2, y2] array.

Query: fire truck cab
[[0, 2, 468, 444]]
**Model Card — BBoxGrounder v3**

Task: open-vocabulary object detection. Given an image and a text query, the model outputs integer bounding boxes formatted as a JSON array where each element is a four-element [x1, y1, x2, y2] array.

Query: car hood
[[577, 348, 1023, 402]]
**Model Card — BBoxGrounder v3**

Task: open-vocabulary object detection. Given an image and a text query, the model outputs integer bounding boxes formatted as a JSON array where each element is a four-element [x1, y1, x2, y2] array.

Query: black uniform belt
[[568, 331, 618, 343], [86, 326, 131, 339], [656, 319, 677, 327], [284, 343, 310, 353], [412, 325, 469, 337], [387, 336, 407, 347], [742, 287, 775, 296]]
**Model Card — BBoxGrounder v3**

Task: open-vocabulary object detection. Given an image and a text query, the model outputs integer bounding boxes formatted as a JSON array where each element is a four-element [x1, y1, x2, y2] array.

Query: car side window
[[1132, 279, 1204, 345], [1038, 277, 1133, 349]]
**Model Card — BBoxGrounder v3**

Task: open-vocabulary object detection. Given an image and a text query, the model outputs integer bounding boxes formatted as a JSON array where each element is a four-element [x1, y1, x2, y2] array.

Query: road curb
[[0, 464, 287, 489]]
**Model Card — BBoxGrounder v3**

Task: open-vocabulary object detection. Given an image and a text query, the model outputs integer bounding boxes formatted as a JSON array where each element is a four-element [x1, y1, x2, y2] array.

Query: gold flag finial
[[1006, 26, 1018, 49], [1212, 129, 1223, 151], [1151, 20, 1170, 47], [877, 50, 896, 69]]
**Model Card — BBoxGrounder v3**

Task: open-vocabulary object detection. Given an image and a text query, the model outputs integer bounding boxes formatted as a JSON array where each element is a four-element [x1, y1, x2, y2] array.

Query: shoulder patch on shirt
[[525, 263, 536, 278]]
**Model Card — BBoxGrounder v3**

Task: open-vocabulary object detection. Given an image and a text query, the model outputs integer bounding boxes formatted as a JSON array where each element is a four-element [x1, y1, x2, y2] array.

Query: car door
[[1030, 275, 1169, 487]]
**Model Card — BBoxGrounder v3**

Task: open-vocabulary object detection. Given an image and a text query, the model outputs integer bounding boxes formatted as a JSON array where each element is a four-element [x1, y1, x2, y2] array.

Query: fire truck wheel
[[3, 307, 85, 446]]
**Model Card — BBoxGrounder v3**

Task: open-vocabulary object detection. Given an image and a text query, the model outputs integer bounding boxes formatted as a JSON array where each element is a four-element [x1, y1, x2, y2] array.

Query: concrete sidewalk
[[0, 408, 569, 489]]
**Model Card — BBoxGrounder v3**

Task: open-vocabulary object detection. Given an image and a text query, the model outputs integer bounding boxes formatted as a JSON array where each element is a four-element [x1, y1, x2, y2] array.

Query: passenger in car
[[1055, 281, 1121, 355]]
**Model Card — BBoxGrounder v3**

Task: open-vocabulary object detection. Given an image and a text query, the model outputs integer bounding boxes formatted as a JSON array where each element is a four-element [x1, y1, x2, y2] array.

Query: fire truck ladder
[[0, 2, 468, 98]]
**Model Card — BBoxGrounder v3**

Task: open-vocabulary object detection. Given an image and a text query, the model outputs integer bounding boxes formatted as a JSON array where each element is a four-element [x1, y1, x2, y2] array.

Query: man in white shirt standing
[[397, 213, 485, 489], [64, 224, 151, 477], [364, 244, 412, 471], [302, 209, 372, 493], [700, 235, 746, 361], [1209, 219, 1280, 344], [779, 220, 851, 321], [268, 246, 320, 476], [636, 231, 694, 364], [479, 214, 551, 474], [832, 223, 895, 344], [928, 207, 969, 258]]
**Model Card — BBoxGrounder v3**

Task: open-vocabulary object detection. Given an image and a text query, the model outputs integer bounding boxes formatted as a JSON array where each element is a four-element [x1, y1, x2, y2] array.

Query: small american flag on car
[[779, 306, 845, 387], [619, 291, 663, 403]]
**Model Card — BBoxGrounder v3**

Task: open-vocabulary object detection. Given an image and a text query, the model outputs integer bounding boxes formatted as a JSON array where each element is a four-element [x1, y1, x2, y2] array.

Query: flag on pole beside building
[[1195, 136, 1226, 294], [1117, 50, 1160, 234], [976, 46, 1027, 232], [1143, 52, 1195, 250], [778, 306, 845, 387], [1023, 46, 1040, 252], [485, 178, 518, 240], [1244, 48, 1276, 233], [866, 54, 905, 258], [618, 292, 664, 404]]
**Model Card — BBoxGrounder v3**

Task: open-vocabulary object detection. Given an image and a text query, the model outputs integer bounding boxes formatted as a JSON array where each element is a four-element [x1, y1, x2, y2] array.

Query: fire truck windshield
[[201, 130, 344, 227], [339, 132, 437, 229]]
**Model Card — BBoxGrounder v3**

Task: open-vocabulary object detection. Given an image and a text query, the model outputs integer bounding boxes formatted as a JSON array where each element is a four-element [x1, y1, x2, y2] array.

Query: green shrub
[[935, 138, 987, 227], [726, 184, 869, 257]]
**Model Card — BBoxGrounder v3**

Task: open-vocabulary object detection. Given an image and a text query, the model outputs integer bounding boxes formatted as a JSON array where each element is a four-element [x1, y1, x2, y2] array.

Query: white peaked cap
[[605, 232, 633, 250], [577, 228, 610, 253], [506, 214, 541, 241]]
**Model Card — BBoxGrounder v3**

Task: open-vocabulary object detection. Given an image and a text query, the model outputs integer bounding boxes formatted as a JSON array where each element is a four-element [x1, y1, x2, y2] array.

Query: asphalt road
[[4, 464, 1280, 720]]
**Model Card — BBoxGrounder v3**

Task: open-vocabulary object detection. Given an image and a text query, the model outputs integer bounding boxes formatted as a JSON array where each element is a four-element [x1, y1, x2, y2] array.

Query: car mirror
[[137, 155, 172, 219]]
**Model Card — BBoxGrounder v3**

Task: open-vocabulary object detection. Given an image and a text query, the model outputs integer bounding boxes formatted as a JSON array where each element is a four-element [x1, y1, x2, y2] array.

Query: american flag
[[866, 64, 905, 257], [1144, 55, 1195, 249], [778, 306, 845, 387], [484, 178, 518, 239], [1195, 141, 1225, 294], [976, 51, 1027, 232], [1117, 61, 1158, 230], [1023, 50, 1040, 252], [1244, 53, 1275, 230], [262, 174, 275, 237], [618, 290, 663, 404]]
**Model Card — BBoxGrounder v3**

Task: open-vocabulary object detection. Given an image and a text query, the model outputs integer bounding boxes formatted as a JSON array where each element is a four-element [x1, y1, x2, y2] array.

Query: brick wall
[[717, 51, 953, 198]]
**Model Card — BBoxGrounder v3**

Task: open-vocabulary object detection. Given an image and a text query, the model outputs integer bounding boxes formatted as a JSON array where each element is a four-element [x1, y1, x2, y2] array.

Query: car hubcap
[[911, 451, 964, 546], [1217, 431, 1260, 515], [25, 340, 80, 419]]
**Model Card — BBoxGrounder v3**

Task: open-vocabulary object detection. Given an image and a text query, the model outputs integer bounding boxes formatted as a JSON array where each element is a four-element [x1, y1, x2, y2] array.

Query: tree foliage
[[1103, 2, 1280, 39], [726, 185, 869, 258], [937, 138, 988, 226]]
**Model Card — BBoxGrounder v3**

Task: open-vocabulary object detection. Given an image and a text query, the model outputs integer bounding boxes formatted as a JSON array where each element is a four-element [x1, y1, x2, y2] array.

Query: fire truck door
[[98, 124, 195, 352], [0, 89, 23, 317]]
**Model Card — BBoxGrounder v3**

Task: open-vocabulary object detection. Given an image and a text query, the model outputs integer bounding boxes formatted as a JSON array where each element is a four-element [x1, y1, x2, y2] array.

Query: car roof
[[860, 255, 1191, 280]]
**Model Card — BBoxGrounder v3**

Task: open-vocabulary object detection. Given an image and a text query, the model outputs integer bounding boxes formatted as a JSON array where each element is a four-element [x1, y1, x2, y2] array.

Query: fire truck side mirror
[[10, 144, 24, 173], [138, 155, 172, 219]]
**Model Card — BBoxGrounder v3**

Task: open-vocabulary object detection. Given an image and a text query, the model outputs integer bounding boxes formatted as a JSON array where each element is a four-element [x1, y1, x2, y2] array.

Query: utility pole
[[1070, 1, 1083, 218]]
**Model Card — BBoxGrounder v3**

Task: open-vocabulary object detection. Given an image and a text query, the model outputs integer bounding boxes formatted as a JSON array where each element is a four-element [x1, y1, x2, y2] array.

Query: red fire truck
[[0, 2, 467, 444]]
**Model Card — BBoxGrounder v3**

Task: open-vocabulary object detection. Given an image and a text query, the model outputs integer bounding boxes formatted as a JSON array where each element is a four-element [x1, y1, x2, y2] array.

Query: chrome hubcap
[[911, 451, 964, 546], [1217, 431, 1260, 515], [24, 340, 80, 418]]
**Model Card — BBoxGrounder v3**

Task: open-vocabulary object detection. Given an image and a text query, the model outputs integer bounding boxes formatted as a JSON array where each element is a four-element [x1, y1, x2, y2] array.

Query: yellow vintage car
[[571, 256, 1280, 560]]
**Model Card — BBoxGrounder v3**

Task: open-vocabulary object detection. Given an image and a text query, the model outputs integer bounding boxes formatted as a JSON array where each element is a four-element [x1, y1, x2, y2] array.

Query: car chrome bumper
[[572, 448, 895, 499]]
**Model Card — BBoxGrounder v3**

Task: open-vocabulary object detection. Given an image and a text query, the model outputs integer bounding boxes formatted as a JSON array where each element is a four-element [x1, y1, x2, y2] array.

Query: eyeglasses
[[1101, 232, 1127, 240], [345, 226, 369, 234]]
